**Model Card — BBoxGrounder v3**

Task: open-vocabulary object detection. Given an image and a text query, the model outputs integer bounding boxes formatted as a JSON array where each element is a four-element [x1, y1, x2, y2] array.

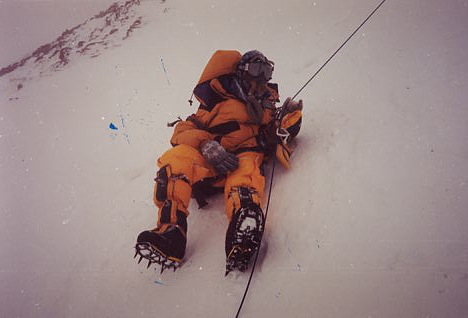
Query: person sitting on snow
[[135, 50, 303, 274]]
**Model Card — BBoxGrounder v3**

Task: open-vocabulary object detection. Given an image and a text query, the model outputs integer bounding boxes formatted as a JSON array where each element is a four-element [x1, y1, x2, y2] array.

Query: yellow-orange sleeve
[[170, 120, 213, 150]]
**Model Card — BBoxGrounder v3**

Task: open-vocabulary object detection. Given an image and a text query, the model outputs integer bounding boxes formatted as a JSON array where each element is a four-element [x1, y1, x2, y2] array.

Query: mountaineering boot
[[135, 213, 187, 272], [225, 201, 265, 275]]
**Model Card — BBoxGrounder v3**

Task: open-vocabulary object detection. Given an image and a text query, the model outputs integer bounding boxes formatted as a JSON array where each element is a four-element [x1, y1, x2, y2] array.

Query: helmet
[[237, 50, 274, 83]]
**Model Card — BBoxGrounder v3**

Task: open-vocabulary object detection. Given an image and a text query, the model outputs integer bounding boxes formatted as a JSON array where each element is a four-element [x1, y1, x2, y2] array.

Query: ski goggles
[[243, 60, 274, 81]]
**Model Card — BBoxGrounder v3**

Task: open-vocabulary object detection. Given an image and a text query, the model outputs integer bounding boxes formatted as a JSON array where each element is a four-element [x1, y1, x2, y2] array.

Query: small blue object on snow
[[109, 122, 118, 130]]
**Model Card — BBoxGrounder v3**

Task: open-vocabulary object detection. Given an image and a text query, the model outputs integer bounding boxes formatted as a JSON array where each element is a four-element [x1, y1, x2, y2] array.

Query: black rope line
[[235, 156, 276, 318], [234, 0, 388, 317], [292, 0, 388, 100]]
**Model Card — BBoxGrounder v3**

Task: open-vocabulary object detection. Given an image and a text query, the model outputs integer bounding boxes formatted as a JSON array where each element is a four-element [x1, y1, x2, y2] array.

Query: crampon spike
[[134, 242, 182, 272]]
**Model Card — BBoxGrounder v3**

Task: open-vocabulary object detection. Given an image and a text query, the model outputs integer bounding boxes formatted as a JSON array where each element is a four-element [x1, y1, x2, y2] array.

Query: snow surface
[[1, 0, 468, 317]]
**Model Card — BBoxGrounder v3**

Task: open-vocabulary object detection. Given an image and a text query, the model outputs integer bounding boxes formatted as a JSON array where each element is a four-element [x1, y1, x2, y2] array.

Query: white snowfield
[[1, 0, 467, 317]]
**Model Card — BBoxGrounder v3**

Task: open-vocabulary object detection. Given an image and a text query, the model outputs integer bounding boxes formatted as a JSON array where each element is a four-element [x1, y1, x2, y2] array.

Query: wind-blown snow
[[1, 0, 467, 317]]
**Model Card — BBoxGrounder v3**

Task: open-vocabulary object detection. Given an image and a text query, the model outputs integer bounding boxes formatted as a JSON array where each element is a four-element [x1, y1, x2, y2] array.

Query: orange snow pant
[[153, 144, 265, 229]]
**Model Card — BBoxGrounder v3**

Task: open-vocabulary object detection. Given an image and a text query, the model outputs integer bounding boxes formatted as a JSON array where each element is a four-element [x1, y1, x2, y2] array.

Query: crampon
[[225, 202, 265, 276], [225, 245, 256, 276], [134, 242, 181, 274]]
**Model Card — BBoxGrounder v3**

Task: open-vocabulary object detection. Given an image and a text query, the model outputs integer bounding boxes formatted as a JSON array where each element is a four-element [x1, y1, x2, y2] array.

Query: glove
[[278, 97, 303, 119], [200, 140, 239, 174], [276, 97, 303, 144], [275, 97, 303, 169]]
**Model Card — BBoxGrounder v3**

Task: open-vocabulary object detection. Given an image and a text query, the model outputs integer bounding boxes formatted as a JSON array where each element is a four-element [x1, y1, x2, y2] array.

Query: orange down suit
[[152, 51, 299, 231]]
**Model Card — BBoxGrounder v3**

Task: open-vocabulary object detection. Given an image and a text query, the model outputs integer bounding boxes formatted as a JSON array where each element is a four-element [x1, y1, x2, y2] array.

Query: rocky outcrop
[[0, 0, 144, 79]]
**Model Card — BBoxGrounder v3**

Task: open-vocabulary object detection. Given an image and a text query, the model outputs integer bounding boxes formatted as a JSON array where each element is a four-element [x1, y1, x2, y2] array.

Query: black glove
[[200, 140, 239, 174]]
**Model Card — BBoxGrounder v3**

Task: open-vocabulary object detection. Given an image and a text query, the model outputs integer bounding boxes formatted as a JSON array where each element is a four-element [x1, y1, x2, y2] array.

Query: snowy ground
[[1, 0, 467, 317]]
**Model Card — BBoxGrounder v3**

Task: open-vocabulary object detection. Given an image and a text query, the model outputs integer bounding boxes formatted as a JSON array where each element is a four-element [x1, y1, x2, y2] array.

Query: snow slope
[[0, 0, 117, 67], [1, 0, 467, 317]]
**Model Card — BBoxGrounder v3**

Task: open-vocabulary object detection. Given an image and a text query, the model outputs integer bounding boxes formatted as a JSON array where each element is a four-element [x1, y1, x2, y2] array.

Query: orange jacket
[[170, 50, 278, 154]]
